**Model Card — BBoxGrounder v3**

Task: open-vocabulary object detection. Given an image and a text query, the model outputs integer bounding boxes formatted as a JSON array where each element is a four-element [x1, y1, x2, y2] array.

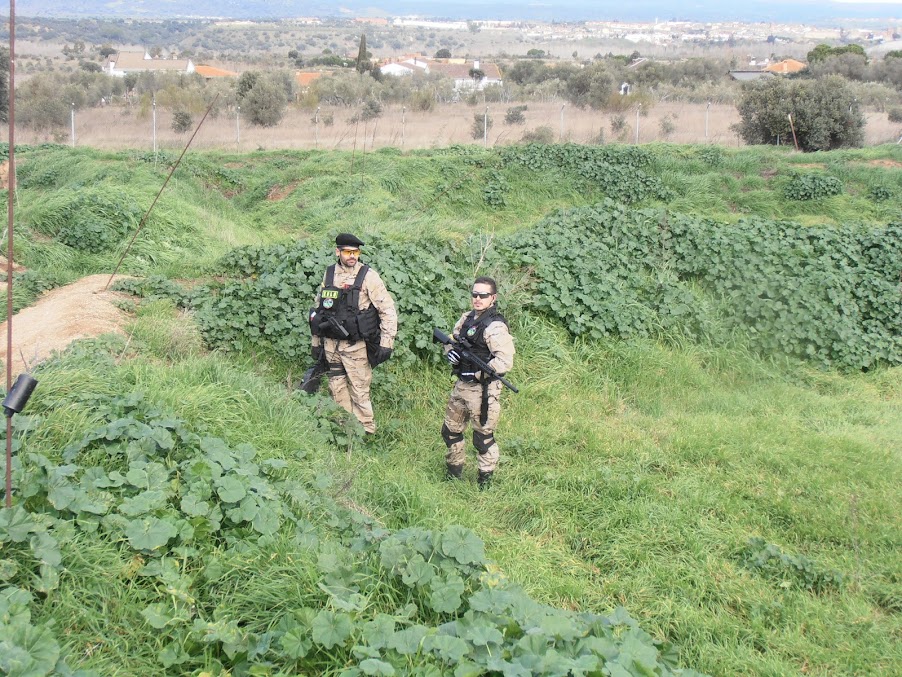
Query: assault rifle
[[300, 317, 350, 394], [299, 354, 328, 394], [432, 328, 519, 393]]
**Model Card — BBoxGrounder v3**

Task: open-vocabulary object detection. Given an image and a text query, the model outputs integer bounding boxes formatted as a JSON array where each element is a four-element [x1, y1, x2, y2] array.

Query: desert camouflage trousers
[[442, 379, 502, 473], [324, 338, 375, 433]]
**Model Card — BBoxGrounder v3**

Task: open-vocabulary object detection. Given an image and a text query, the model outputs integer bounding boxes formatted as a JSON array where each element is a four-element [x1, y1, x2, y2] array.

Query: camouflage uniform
[[312, 261, 397, 433], [442, 309, 515, 476]]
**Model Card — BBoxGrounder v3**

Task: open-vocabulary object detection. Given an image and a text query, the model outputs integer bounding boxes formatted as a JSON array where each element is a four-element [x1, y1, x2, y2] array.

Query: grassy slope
[[7, 142, 902, 675]]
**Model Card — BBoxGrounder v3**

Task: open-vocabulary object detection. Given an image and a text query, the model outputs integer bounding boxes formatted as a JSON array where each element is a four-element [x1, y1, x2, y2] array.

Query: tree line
[[1, 42, 900, 151]]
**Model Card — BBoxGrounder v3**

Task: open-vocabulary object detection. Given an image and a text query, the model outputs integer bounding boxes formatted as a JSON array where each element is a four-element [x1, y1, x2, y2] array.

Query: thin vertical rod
[[104, 93, 219, 290], [6, 0, 18, 507]]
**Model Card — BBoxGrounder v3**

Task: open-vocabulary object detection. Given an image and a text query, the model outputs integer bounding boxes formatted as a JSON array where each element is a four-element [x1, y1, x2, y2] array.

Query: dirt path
[[0, 274, 132, 375]]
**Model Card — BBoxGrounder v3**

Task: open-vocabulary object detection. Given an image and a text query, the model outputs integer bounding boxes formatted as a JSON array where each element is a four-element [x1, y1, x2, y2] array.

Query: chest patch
[[322, 299, 334, 309], [322, 289, 340, 300], [466, 327, 477, 338]]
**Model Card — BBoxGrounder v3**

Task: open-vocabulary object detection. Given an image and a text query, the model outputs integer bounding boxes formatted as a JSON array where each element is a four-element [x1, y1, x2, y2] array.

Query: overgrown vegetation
[[735, 76, 865, 150], [1, 141, 901, 675]]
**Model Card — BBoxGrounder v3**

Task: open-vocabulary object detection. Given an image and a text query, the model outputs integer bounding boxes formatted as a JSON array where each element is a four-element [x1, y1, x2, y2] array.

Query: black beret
[[335, 233, 365, 248]]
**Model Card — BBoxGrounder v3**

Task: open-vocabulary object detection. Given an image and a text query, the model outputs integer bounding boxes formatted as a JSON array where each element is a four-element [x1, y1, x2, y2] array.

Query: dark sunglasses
[[471, 291, 493, 299]]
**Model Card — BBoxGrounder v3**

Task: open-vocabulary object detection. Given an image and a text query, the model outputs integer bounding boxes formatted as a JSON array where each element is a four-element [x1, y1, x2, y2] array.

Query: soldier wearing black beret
[[309, 233, 398, 433]]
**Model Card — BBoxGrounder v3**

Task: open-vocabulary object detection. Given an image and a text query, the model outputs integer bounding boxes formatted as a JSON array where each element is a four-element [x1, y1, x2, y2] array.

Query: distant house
[[764, 59, 807, 74], [107, 51, 195, 77], [378, 57, 502, 90], [728, 70, 775, 82], [296, 71, 326, 93], [194, 65, 239, 79], [379, 63, 416, 77], [429, 59, 503, 91]]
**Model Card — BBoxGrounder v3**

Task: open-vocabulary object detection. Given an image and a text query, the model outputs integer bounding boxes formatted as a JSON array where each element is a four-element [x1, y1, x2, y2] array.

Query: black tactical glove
[[369, 346, 393, 367], [311, 345, 324, 361], [445, 348, 462, 366]]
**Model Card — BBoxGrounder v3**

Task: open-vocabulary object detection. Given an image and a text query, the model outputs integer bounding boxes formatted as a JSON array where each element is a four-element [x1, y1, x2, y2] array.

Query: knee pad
[[473, 431, 495, 454], [441, 424, 464, 447], [327, 362, 346, 378]]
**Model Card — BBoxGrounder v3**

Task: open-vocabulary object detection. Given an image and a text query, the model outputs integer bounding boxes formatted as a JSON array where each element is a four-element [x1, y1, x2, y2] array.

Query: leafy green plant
[[3, 375, 693, 676], [497, 143, 672, 204], [740, 537, 846, 593], [782, 173, 844, 200]]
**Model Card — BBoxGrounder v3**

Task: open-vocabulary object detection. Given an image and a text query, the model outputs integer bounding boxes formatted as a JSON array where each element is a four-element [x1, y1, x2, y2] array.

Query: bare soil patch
[[267, 181, 299, 201], [0, 274, 132, 374], [867, 159, 902, 168]]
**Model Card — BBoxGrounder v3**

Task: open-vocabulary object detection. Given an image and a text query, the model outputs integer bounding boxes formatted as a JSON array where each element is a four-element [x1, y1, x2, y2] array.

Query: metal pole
[[6, 0, 18, 507], [314, 107, 319, 148], [787, 113, 800, 151], [559, 103, 565, 141], [401, 106, 406, 148], [635, 103, 641, 144], [705, 101, 710, 142], [152, 96, 157, 153], [70, 102, 75, 147], [106, 94, 220, 290], [483, 106, 488, 148]]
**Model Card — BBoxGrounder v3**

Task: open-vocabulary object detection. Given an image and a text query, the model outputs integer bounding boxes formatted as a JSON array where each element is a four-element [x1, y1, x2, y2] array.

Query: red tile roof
[[195, 65, 238, 78]]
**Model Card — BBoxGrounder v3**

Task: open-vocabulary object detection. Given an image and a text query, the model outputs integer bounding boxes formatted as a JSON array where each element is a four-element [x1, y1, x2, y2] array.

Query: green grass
[[4, 142, 902, 675], [27, 303, 897, 675], [355, 316, 902, 675]]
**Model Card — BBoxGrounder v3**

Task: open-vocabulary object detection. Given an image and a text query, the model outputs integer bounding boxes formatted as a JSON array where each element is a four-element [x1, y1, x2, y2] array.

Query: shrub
[[471, 112, 493, 140], [504, 104, 528, 125], [242, 77, 288, 127], [171, 108, 193, 133], [659, 114, 676, 139], [734, 75, 865, 151], [360, 98, 382, 120], [520, 126, 554, 143], [410, 89, 435, 112], [888, 106, 902, 123]]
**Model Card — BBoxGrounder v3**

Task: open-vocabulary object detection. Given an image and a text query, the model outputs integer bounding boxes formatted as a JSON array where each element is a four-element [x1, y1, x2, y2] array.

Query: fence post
[[483, 106, 488, 148], [70, 103, 76, 147], [314, 107, 320, 148], [152, 96, 157, 153], [635, 103, 641, 144], [401, 106, 406, 148], [236, 105, 240, 146], [705, 101, 710, 142], [559, 103, 565, 141]]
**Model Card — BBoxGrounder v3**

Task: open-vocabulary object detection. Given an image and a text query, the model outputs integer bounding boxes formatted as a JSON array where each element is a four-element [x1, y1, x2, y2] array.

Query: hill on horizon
[[7, 0, 902, 26]]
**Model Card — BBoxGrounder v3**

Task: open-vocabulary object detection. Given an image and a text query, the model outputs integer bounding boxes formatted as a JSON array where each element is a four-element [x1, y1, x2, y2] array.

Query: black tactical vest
[[456, 307, 507, 382], [310, 264, 380, 342]]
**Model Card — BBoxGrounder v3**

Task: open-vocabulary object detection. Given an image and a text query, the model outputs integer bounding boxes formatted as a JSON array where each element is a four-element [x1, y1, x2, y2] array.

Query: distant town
[[276, 15, 902, 55]]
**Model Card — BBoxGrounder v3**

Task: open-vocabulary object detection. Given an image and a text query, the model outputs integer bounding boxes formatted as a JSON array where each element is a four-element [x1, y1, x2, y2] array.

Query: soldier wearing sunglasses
[[309, 233, 397, 434], [441, 276, 515, 489]]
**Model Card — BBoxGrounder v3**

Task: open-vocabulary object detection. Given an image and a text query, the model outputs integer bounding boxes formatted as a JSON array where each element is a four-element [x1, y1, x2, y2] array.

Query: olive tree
[[242, 76, 289, 127], [734, 75, 865, 151]]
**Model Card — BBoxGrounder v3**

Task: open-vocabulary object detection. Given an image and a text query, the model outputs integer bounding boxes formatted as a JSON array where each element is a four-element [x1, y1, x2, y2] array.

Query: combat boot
[[446, 463, 464, 480], [477, 470, 493, 490]]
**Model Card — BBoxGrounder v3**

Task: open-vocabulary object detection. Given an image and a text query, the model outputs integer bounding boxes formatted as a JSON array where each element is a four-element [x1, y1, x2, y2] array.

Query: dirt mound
[[0, 274, 132, 374]]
